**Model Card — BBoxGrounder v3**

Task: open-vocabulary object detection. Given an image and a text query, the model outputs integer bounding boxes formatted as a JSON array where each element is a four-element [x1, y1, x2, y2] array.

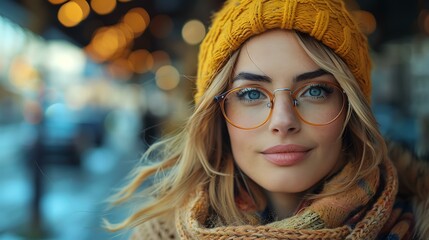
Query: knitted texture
[[175, 158, 399, 239], [130, 216, 178, 240], [195, 0, 372, 102], [378, 200, 415, 239], [129, 155, 423, 239], [266, 162, 380, 230]]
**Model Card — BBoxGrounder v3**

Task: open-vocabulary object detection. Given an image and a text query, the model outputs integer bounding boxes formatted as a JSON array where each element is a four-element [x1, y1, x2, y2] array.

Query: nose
[[268, 93, 301, 135]]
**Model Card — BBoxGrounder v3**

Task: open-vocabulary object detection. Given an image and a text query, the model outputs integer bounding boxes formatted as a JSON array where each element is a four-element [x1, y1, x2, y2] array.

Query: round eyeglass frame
[[214, 81, 347, 130]]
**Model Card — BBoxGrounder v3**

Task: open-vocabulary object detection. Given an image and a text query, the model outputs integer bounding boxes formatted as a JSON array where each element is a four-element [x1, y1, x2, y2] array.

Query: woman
[[106, 0, 429, 239]]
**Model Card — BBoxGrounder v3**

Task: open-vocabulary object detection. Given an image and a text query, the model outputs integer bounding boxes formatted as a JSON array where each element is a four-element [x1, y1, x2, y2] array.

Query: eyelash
[[236, 88, 267, 101], [300, 84, 334, 99]]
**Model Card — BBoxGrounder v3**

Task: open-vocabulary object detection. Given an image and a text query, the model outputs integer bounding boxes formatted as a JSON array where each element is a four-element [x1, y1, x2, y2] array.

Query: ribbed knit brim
[[195, 0, 371, 103]]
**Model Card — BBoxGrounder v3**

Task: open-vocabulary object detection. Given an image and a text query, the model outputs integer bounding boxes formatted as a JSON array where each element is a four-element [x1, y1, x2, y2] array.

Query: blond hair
[[296, 32, 386, 195], [104, 31, 387, 231]]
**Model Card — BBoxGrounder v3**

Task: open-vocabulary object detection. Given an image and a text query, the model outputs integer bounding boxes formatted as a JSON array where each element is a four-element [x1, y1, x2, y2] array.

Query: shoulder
[[387, 142, 429, 239], [130, 213, 178, 240]]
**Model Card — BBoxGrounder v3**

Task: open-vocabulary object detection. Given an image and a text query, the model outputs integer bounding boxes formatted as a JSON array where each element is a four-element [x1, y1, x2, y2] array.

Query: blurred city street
[[0, 0, 429, 239], [0, 120, 139, 240]]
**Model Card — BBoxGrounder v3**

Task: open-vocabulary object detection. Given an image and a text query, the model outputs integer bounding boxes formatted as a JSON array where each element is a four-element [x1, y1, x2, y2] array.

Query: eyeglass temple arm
[[214, 94, 226, 102]]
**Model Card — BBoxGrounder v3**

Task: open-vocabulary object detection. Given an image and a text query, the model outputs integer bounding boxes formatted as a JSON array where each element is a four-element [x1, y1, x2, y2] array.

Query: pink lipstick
[[262, 144, 310, 166]]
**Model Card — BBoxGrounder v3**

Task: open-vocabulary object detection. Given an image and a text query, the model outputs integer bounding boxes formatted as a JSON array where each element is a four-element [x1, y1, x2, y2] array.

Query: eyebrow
[[232, 72, 271, 82], [232, 69, 330, 83], [295, 69, 330, 82]]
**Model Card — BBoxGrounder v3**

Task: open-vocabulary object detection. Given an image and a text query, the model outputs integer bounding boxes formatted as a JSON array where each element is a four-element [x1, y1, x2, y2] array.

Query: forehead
[[234, 30, 320, 80]]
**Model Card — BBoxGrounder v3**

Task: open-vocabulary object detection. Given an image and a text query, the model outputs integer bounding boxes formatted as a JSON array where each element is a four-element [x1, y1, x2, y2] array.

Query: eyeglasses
[[214, 81, 346, 130]]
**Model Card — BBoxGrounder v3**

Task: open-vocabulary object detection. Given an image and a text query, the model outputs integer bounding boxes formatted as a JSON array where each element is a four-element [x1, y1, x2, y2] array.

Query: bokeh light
[[155, 65, 180, 90], [91, 0, 117, 15], [58, 1, 84, 27], [181, 19, 206, 45], [352, 10, 377, 35], [122, 8, 150, 37], [116, 23, 135, 43], [45, 40, 86, 77], [8, 57, 41, 91], [73, 0, 91, 19], [128, 49, 154, 73], [48, 0, 68, 5], [86, 26, 128, 62]]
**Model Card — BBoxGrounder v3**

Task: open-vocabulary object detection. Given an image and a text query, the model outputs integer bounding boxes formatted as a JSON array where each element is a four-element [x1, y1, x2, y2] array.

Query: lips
[[261, 144, 311, 166]]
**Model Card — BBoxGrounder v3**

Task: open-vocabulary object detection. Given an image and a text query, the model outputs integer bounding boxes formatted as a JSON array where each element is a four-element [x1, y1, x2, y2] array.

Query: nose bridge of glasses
[[270, 87, 298, 111], [272, 87, 292, 95], [272, 87, 297, 106]]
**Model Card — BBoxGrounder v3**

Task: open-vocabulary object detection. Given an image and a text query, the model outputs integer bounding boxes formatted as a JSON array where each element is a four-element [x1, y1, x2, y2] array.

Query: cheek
[[227, 125, 246, 152], [227, 125, 258, 160], [317, 125, 343, 143], [315, 113, 346, 142], [311, 118, 345, 165]]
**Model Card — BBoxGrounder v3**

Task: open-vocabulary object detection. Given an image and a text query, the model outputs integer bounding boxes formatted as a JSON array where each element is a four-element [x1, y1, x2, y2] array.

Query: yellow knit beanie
[[195, 0, 371, 102]]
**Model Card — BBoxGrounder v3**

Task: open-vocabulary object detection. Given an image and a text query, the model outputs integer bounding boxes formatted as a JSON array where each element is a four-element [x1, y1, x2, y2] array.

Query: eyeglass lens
[[221, 82, 344, 129]]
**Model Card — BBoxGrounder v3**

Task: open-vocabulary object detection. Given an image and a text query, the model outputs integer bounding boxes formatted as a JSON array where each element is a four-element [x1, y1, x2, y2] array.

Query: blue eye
[[300, 84, 333, 99], [247, 90, 261, 99], [236, 88, 266, 100], [309, 87, 322, 97]]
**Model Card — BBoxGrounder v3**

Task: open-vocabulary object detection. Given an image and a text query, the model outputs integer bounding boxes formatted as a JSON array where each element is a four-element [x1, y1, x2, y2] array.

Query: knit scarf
[[175, 158, 414, 239]]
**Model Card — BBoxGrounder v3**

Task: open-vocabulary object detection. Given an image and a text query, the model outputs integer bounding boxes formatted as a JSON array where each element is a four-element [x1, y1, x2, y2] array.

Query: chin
[[261, 181, 314, 194]]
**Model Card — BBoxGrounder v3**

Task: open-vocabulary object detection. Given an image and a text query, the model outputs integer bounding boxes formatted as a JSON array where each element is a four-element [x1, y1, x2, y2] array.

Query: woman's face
[[227, 30, 346, 193]]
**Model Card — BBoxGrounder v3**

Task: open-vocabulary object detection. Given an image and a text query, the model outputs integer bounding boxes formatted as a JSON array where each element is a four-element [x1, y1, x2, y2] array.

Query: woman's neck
[[264, 191, 305, 220]]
